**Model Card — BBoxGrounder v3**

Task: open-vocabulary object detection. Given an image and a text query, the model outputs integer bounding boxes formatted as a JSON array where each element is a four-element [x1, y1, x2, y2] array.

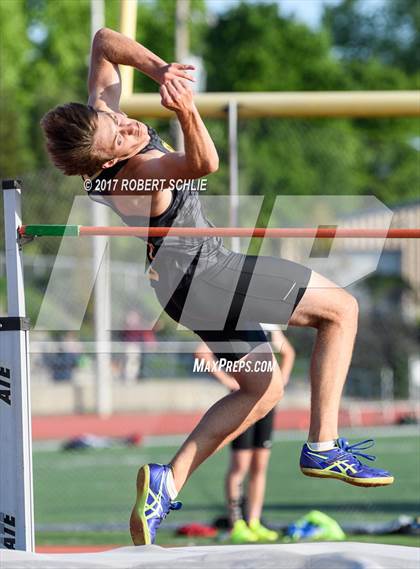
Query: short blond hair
[[41, 102, 111, 176]]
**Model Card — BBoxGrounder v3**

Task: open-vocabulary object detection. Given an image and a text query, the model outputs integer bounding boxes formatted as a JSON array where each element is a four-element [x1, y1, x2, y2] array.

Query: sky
[[206, 0, 341, 28], [207, 0, 385, 29]]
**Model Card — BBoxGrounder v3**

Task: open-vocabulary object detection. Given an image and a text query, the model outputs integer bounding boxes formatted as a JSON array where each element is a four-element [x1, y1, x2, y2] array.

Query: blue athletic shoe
[[130, 463, 182, 545], [300, 438, 394, 487]]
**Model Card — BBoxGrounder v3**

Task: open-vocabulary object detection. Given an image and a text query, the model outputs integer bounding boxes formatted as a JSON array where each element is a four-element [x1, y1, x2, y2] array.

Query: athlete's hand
[[160, 78, 195, 113], [157, 62, 195, 85]]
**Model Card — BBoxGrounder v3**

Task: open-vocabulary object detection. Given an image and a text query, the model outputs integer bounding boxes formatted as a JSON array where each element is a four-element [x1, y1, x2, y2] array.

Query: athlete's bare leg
[[169, 271, 358, 491], [247, 448, 271, 522], [289, 271, 359, 442], [170, 345, 283, 492]]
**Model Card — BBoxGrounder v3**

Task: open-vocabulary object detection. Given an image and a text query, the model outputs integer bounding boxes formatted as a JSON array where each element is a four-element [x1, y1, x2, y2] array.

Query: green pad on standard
[[23, 225, 80, 237]]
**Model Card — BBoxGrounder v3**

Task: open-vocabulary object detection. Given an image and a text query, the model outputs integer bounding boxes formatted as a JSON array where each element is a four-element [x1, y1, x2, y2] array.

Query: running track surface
[[32, 403, 418, 440]]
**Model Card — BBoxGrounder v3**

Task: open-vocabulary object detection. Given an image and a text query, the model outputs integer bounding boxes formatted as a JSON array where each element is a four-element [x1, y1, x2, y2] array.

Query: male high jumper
[[41, 28, 393, 545]]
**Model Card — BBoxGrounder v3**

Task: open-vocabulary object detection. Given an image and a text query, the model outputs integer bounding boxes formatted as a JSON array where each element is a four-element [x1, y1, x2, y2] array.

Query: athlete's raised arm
[[41, 28, 217, 180], [88, 27, 195, 113], [128, 78, 220, 181]]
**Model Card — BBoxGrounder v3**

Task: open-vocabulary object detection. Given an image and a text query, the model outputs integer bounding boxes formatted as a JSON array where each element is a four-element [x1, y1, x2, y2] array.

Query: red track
[[32, 403, 418, 440]]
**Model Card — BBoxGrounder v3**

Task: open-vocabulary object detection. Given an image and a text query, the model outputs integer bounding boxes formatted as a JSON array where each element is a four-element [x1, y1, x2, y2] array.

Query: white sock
[[165, 467, 178, 500], [307, 440, 336, 451]]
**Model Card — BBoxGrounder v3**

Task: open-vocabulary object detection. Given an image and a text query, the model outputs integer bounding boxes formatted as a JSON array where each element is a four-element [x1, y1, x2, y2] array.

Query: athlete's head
[[40, 102, 148, 176]]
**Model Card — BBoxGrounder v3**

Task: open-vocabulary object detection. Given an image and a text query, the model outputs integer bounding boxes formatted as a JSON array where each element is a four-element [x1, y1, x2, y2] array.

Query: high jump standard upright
[[0, 179, 34, 551]]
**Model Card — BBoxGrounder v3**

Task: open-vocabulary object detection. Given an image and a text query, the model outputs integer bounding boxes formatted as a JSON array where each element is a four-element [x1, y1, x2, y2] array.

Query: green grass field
[[33, 428, 420, 548]]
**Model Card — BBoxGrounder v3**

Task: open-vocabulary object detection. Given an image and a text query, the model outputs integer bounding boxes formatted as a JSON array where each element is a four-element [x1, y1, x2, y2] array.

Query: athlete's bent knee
[[335, 291, 359, 328], [344, 293, 359, 322], [323, 290, 359, 329]]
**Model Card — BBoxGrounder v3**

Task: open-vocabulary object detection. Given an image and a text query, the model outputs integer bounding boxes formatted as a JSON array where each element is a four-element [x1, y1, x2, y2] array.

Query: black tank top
[[87, 125, 224, 278]]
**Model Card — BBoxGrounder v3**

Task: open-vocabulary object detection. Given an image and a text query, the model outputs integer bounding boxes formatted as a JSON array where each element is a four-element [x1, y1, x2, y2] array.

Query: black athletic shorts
[[231, 408, 275, 451], [153, 248, 311, 361]]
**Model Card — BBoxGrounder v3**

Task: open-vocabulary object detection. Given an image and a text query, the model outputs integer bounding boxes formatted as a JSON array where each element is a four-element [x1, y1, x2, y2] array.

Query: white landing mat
[[1, 542, 419, 569]]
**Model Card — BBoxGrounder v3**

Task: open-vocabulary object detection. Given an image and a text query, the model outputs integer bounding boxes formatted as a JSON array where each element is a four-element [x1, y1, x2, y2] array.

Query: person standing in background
[[120, 311, 157, 381]]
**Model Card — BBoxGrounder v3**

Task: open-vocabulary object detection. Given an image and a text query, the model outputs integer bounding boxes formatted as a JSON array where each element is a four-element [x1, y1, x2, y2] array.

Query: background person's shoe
[[230, 519, 258, 544], [300, 438, 394, 487], [249, 519, 278, 542], [130, 463, 182, 545]]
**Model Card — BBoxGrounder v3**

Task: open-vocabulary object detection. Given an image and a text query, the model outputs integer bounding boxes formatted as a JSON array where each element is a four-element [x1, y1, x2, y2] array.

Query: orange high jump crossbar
[[19, 225, 420, 239]]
